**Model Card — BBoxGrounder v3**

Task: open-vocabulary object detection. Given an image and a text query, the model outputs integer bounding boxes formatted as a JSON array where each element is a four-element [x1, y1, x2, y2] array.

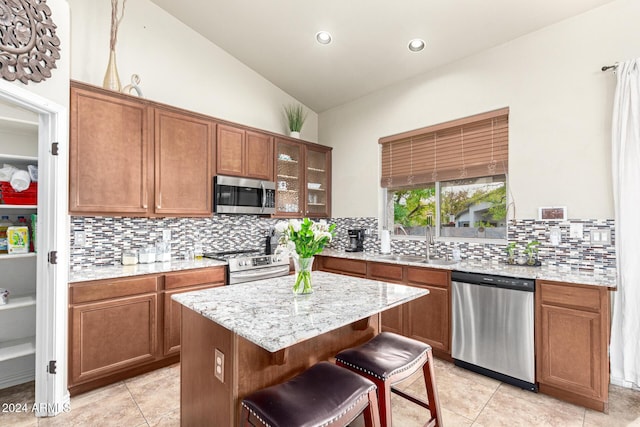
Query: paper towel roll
[[380, 230, 391, 254]]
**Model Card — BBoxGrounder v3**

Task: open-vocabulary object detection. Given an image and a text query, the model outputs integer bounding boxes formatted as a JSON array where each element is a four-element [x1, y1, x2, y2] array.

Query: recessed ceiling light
[[408, 38, 425, 52], [316, 31, 332, 45]]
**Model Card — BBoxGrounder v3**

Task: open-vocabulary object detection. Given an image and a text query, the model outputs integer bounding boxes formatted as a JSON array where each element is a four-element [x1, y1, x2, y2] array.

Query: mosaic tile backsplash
[[70, 215, 616, 273]]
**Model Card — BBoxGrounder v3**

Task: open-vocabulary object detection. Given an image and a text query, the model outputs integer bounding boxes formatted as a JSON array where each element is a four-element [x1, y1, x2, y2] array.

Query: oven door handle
[[230, 264, 290, 283]]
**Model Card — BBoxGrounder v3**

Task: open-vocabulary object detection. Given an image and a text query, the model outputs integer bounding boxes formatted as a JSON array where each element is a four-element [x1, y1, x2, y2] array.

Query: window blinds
[[379, 108, 509, 188]]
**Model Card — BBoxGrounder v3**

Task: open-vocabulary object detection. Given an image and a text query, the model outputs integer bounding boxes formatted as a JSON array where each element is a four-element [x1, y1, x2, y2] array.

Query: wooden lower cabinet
[[69, 266, 226, 395], [536, 280, 610, 412], [317, 256, 451, 358], [70, 293, 158, 385], [317, 256, 366, 277]]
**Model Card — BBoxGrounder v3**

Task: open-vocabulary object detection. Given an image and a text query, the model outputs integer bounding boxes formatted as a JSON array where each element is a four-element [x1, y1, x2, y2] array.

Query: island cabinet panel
[[70, 85, 152, 215], [317, 256, 366, 277], [70, 293, 158, 385], [180, 305, 380, 426], [536, 280, 610, 412], [154, 108, 213, 216]]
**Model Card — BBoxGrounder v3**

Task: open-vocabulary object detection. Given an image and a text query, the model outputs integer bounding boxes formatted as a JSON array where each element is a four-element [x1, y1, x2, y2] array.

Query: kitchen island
[[173, 271, 429, 426]]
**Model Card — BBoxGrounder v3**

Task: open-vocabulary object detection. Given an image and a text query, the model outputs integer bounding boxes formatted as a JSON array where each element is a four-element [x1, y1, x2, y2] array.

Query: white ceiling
[[150, 0, 616, 112]]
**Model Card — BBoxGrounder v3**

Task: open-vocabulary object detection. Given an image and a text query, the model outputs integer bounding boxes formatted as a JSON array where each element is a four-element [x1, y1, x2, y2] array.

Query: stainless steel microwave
[[213, 175, 276, 214]]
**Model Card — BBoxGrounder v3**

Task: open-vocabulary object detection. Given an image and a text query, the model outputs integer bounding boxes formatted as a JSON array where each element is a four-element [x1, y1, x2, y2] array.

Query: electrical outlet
[[162, 229, 171, 242], [214, 348, 224, 382], [74, 231, 86, 247]]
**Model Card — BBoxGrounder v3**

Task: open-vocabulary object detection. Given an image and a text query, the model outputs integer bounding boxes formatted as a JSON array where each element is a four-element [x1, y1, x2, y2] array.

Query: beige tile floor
[[1, 359, 639, 426]]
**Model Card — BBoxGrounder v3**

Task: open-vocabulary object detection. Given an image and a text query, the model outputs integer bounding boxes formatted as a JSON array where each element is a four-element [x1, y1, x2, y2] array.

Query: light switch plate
[[569, 223, 583, 239], [549, 227, 561, 246], [74, 231, 86, 247], [162, 229, 171, 242]]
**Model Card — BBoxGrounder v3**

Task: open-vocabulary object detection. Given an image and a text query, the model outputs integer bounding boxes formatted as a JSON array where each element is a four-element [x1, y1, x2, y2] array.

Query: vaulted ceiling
[[150, 0, 617, 112]]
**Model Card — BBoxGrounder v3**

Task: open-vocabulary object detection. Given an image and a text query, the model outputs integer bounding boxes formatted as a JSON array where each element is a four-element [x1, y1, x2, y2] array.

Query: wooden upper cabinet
[[216, 124, 273, 180], [70, 85, 151, 214], [154, 108, 213, 216], [216, 124, 244, 177], [245, 130, 274, 180]]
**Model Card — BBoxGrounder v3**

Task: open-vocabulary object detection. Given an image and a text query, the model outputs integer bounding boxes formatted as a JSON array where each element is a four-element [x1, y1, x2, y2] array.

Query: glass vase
[[293, 256, 314, 294]]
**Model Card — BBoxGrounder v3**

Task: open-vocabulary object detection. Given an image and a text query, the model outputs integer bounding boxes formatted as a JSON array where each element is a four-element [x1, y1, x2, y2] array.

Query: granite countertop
[[320, 249, 617, 289], [172, 271, 429, 353], [68, 258, 228, 283]]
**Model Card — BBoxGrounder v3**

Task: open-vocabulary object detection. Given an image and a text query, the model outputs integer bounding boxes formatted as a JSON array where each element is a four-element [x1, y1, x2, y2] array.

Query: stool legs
[[338, 347, 443, 427]]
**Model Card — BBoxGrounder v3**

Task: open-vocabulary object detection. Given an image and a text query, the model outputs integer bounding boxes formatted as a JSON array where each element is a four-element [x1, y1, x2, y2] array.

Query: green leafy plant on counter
[[523, 240, 540, 265], [505, 242, 517, 264], [283, 103, 308, 133]]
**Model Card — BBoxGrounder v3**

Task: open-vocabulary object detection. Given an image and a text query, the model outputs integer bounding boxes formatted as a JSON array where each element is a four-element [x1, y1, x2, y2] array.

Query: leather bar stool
[[240, 361, 381, 427], [336, 332, 443, 427]]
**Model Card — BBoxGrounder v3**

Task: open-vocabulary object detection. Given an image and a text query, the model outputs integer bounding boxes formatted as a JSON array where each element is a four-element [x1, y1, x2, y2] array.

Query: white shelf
[[277, 174, 298, 180], [307, 188, 325, 192], [277, 158, 298, 163], [0, 252, 36, 260], [307, 167, 325, 172], [277, 189, 298, 193], [0, 204, 37, 210], [0, 153, 38, 163], [0, 117, 38, 134], [0, 336, 36, 362], [0, 294, 36, 312], [307, 203, 326, 207]]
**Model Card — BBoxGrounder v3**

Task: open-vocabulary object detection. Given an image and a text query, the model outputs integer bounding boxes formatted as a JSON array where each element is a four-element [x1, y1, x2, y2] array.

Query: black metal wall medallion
[[0, 0, 60, 84]]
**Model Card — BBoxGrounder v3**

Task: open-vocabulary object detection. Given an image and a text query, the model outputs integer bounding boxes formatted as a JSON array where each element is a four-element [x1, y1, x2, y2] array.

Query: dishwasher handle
[[451, 271, 535, 292]]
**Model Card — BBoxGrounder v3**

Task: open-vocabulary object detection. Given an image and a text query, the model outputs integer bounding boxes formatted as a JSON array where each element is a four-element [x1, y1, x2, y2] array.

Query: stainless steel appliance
[[213, 175, 276, 215], [346, 229, 365, 252], [451, 270, 537, 391], [204, 249, 289, 285]]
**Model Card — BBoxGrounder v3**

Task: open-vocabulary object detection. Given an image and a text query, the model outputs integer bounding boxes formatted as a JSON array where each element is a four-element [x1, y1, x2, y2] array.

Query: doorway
[[0, 80, 69, 416]]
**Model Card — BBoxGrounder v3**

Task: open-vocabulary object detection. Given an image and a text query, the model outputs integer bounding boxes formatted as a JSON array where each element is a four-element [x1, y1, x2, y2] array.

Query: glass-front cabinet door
[[275, 138, 303, 217], [305, 146, 331, 217]]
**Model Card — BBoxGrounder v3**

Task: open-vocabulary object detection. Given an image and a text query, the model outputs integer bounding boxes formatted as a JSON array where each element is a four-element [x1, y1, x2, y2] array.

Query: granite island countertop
[[172, 271, 429, 353], [320, 249, 617, 289]]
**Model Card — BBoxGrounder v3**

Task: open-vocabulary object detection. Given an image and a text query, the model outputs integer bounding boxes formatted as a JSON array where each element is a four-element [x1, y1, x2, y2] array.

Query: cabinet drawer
[[367, 262, 404, 282], [407, 267, 449, 288], [319, 256, 366, 277], [538, 281, 602, 312], [71, 275, 159, 304], [164, 267, 226, 290]]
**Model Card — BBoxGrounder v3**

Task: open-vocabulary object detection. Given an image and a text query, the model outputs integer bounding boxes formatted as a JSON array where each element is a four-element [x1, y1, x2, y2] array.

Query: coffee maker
[[346, 229, 366, 252]]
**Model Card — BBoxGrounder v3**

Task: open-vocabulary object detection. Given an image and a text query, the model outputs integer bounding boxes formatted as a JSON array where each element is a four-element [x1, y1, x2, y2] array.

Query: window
[[380, 108, 509, 241], [384, 175, 506, 240]]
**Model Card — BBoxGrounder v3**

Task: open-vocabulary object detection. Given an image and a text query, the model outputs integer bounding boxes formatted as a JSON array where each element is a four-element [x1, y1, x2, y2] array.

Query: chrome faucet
[[425, 225, 435, 260]]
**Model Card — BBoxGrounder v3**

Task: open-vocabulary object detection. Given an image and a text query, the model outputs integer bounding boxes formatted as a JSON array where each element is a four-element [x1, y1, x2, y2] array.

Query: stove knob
[[239, 260, 246, 267]]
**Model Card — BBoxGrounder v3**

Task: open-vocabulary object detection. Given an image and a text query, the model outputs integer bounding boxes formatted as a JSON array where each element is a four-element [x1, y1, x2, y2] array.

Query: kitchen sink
[[372, 254, 427, 263], [372, 254, 458, 265], [421, 258, 459, 266]]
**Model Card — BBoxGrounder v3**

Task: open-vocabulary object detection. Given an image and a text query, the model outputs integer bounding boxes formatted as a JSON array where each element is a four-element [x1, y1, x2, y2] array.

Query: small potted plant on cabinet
[[284, 103, 307, 138]]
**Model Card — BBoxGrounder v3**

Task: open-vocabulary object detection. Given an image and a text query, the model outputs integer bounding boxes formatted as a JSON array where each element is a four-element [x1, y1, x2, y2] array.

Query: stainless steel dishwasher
[[451, 270, 537, 391]]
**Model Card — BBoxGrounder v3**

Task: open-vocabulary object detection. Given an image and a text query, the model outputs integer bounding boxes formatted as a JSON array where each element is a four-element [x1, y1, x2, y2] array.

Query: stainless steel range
[[203, 249, 290, 285]]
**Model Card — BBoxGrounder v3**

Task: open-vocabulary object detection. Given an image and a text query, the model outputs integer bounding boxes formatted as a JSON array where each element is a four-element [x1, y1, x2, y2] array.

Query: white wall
[[68, 0, 318, 142], [5, 0, 70, 110], [321, 0, 639, 220]]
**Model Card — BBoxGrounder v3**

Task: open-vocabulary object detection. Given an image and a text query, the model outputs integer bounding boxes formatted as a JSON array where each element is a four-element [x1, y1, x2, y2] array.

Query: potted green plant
[[505, 242, 517, 265], [523, 240, 540, 266], [283, 103, 307, 138]]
